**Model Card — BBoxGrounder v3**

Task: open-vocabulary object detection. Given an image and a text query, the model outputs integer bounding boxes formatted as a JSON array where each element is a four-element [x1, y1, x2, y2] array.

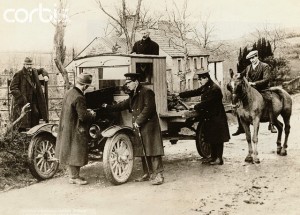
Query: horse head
[[230, 73, 246, 106]]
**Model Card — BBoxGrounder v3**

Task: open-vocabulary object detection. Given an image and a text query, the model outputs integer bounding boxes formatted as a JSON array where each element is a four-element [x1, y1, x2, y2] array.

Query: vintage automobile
[[26, 54, 211, 185]]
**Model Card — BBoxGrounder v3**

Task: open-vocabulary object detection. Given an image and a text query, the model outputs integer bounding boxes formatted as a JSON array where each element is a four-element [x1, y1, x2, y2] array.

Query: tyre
[[28, 133, 59, 180], [103, 132, 134, 185], [195, 122, 211, 158]]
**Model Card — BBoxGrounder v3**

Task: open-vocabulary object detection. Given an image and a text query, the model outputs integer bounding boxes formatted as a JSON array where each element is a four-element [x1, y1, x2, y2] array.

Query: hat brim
[[77, 80, 92, 85]]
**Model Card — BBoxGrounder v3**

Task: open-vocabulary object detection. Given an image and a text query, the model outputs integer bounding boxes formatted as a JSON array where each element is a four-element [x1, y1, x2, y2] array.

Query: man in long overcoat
[[179, 69, 230, 165], [10, 57, 49, 131], [103, 73, 164, 185], [55, 72, 95, 185]]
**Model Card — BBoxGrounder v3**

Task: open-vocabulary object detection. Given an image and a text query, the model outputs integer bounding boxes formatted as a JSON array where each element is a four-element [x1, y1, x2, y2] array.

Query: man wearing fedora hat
[[178, 69, 230, 165], [10, 57, 49, 131], [55, 72, 96, 185], [102, 72, 165, 185], [242, 50, 277, 133]]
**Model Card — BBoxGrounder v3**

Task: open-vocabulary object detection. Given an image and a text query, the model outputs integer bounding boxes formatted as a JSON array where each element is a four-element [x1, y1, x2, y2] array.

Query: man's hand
[[44, 76, 49, 82], [133, 122, 140, 128], [87, 109, 96, 117]]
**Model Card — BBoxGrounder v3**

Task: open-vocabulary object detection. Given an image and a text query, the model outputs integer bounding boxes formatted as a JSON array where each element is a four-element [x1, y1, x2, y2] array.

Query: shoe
[[210, 158, 224, 165], [202, 157, 216, 164], [151, 173, 164, 185], [134, 174, 150, 182], [69, 178, 88, 185], [268, 124, 277, 133], [232, 129, 245, 136]]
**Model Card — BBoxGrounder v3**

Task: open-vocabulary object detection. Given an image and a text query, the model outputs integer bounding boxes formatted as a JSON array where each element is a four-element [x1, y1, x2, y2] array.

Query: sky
[[0, 0, 300, 52]]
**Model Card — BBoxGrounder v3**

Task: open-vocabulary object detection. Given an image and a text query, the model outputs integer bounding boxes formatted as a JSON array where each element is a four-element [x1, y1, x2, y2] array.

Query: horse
[[230, 75, 292, 164]]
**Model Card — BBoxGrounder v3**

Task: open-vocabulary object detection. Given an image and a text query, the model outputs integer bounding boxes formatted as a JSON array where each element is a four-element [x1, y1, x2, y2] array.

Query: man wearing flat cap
[[10, 57, 49, 131], [55, 72, 96, 185], [103, 72, 165, 185], [241, 50, 277, 133], [178, 69, 230, 165]]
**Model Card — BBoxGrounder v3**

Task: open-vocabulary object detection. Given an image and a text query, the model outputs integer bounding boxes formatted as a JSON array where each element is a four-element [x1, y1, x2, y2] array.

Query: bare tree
[[192, 13, 215, 49], [252, 23, 288, 53], [52, 0, 70, 89], [95, 0, 143, 53], [165, 0, 193, 90]]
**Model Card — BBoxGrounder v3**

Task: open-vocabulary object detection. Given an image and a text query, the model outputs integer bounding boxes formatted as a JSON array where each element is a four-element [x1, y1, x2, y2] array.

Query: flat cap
[[246, 50, 258, 59]]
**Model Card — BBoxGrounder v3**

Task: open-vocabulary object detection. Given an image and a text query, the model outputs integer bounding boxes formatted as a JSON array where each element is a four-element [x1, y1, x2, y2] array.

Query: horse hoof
[[277, 147, 282, 155], [254, 159, 260, 164], [280, 151, 287, 156], [277, 149, 281, 155], [245, 157, 253, 163]]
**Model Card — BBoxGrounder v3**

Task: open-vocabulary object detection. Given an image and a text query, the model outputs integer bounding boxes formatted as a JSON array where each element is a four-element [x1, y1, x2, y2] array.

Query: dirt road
[[1, 95, 300, 215]]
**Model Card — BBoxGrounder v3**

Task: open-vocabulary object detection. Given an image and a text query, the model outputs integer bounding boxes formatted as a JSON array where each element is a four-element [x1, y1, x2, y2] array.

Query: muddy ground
[[0, 95, 300, 215]]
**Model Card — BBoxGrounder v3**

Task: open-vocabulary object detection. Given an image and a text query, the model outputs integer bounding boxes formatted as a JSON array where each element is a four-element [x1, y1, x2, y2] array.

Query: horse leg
[[252, 119, 260, 164], [281, 114, 291, 156], [242, 123, 253, 163], [273, 119, 283, 154]]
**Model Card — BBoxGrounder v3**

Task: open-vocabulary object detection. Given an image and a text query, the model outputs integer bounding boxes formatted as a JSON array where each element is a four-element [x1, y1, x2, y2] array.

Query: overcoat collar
[[73, 86, 84, 96], [22, 67, 35, 88], [132, 84, 142, 98]]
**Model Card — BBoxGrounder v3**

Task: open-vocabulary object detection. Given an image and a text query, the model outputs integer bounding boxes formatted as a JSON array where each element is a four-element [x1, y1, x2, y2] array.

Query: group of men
[[9, 28, 276, 186]]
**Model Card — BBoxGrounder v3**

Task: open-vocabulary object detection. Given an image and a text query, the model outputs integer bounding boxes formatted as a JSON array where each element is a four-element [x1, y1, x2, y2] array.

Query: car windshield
[[82, 67, 128, 90]]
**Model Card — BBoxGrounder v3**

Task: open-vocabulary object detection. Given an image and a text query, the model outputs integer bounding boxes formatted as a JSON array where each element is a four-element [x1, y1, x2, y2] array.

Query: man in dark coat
[[55, 72, 96, 185], [10, 57, 49, 131], [179, 69, 230, 165], [131, 28, 159, 55], [242, 50, 277, 133], [103, 73, 164, 185]]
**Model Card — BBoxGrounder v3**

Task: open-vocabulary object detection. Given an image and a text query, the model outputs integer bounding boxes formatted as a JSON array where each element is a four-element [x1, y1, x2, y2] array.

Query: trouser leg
[[216, 142, 224, 159], [68, 165, 80, 179], [210, 143, 217, 160], [237, 116, 244, 131], [151, 156, 164, 175], [141, 156, 153, 175]]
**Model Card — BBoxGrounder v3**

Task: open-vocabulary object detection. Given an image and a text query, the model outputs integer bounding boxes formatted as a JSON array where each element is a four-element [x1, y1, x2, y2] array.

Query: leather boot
[[268, 124, 277, 133]]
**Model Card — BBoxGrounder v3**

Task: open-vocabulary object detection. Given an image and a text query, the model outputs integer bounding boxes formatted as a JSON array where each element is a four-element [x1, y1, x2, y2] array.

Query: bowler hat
[[195, 68, 209, 76], [76, 72, 93, 85], [24, 57, 33, 65], [246, 50, 258, 59], [124, 73, 141, 82]]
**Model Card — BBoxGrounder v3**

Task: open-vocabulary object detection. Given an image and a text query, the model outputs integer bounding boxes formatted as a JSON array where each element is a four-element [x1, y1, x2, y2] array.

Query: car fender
[[101, 125, 135, 138], [26, 123, 58, 137]]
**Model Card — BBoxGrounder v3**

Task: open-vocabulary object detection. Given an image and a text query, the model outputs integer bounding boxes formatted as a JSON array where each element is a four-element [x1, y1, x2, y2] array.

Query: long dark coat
[[131, 37, 159, 55], [107, 85, 164, 157], [243, 61, 271, 91], [10, 67, 48, 129], [179, 79, 230, 143], [55, 87, 95, 166]]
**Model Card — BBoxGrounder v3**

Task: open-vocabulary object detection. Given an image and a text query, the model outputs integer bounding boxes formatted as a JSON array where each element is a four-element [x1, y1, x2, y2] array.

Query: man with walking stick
[[102, 73, 164, 185]]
